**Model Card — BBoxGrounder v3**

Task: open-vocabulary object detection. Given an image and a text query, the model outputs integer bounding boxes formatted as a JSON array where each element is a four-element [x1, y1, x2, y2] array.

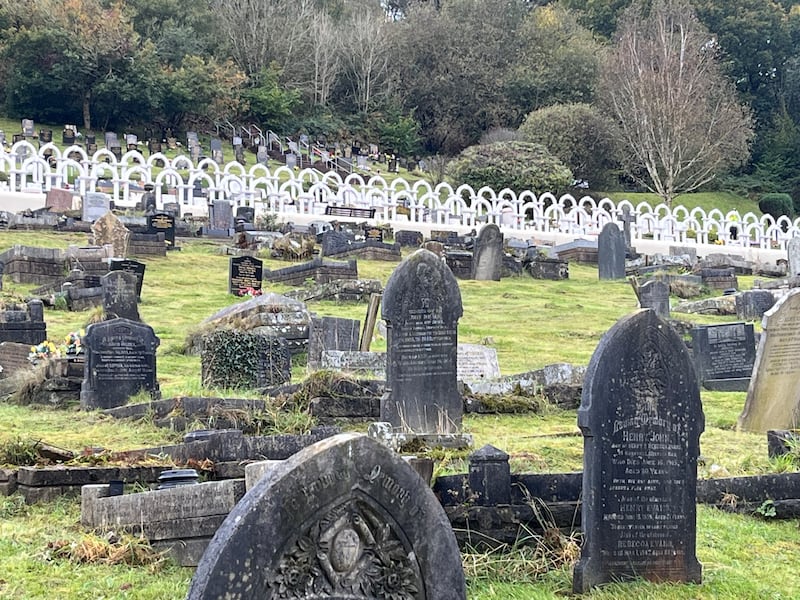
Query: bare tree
[[598, 0, 753, 206], [309, 11, 340, 106], [339, 2, 392, 113]]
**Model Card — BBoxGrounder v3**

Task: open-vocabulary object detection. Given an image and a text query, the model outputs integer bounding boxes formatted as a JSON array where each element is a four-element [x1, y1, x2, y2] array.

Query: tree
[[598, 0, 754, 205], [447, 141, 573, 193]]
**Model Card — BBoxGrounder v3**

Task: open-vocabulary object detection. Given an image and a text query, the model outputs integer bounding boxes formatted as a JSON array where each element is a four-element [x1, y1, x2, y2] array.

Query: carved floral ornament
[[268, 497, 423, 600]]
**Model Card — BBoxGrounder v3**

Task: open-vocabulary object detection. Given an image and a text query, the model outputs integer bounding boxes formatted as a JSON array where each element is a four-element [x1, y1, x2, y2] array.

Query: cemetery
[[0, 189, 799, 599]]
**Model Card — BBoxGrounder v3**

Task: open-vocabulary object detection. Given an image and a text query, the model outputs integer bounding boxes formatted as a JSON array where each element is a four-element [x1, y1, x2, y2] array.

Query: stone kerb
[[187, 433, 466, 599]]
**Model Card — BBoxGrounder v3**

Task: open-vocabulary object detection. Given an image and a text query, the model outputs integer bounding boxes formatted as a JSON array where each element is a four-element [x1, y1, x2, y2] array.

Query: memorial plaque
[[102, 270, 140, 321], [739, 289, 800, 432], [639, 280, 670, 318], [457, 343, 500, 382], [364, 226, 383, 243], [381, 249, 463, 433], [574, 309, 703, 592], [80, 318, 160, 410], [691, 323, 755, 391], [187, 433, 466, 600], [229, 256, 263, 296], [109, 258, 146, 299], [598, 223, 626, 280], [82, 192, 111, 222], [735, 290, 776, 322], [471, 224, 503, 281], [147, 212, 176, 247]]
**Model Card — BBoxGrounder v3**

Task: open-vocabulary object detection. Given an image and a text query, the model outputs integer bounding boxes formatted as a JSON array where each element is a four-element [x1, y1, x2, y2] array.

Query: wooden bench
[[324, 205, 376, 219]]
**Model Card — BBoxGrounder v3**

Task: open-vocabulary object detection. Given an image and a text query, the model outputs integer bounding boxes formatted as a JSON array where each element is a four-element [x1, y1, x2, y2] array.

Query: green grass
[[602, 191, 760, 216], [0, 230, 797, 599]]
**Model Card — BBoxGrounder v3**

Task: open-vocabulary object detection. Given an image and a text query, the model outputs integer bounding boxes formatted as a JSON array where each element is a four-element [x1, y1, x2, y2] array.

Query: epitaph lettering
[[229, 256, 263, 296], [147, 213, 176, 247], [573, 309, 703, 592], [691, 323, 755, 391], [108, 259, 145, 299], [381, 249, 463, 433]]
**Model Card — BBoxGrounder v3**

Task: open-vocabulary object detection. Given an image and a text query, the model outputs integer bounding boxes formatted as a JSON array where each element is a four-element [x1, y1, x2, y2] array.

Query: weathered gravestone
[[395, 230, 423, 248], [201, 331, 291, 390], [471, 224, 503, 281], [573, 309, 703, 592], [598, 223, 626, 280], [381, 249, 463, 434], [691, 323, 755, 392], [147, 212, 176, 248], [229, 256, 263, 296], [92, 211, 130, 258], [208, 201, 234, 237], [45, 188, 74, 213], [735, 290, 776, 321], [80, 318, 160, 410], [186, 433, 466, 600], [102, 270, 140, 321], [788, 236, 800, 277], [82, 192, 111, 223], [308, 316, 361, 369], [322, 230, 355, 256], [638, 280, 670, 318], [457, 343, 500, 382], [108, 258, 145, 299], [739, 289, 800, 432]]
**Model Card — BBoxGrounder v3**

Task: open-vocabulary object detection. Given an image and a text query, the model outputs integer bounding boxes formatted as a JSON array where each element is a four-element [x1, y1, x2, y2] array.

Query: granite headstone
[[691, 323, 755, 392], [471, 224, 503, 281], [638, 280, 670, 318], [108, 258, 145, 300], [147, 212, 176, 248], [308, 316, 361, 369], [229, 256, 263, 296], [735, 290, 776, 322], [101, 270, 140, 321], [598, 223, 626, 280]]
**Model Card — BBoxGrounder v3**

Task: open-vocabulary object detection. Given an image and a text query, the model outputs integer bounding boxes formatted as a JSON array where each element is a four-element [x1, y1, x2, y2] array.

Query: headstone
[[229, 256, 263, 296], [235, 206, 255, 224], [739, 289, 800, 432], [102, 270, 140, 321], [80, 318, 159, 410], [108, 258, 146, 299], [735, 290, 776, 321], [104, 132, 118, 148], [208, 200, 234, 236], [471, 224, 503, 281], [619, 206, 635, 250], [788, 236, 800, 277], [92, 211, 130, 258], [381, 249, 463, 433], [45, 188, 74, 212], [256, 145, 268, 164], [598, 223, 626, 280], [395, 230, 423, 248], [638, 280, 670, 318], [62, 128, 76, 145], [186, 433, 466, 599], [285, 153, 297, 169], [691, 323, 755, 392], [308, 316, 361, 368], [147, 212, 176, 248], [210, 138, 223, 163], [573, 309, 703, 592], [457, 343, 500, 382], [322, 230, 355, 256], [82, 192, 111, 223], [39, 129, 53, 144], [21, 119, 34, 137], [363, 226, 383, 243]]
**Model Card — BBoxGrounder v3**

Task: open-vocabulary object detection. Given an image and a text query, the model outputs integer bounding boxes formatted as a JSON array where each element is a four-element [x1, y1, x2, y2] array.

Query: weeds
[[0, 494, 28, 519], [43, 531, 166, 568], [0, 436, 41, 466]]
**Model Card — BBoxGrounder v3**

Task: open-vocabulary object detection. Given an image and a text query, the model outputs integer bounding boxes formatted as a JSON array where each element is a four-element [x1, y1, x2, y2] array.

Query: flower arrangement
[[238, 287, 263, 297], [28, 330, 85, 364]]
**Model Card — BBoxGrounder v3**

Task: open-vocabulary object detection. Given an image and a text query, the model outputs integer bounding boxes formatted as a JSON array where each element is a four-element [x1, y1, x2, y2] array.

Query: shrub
[[759, 193, 794, 220], [447, 141, 573, 193], [518, 103, 622, 188]]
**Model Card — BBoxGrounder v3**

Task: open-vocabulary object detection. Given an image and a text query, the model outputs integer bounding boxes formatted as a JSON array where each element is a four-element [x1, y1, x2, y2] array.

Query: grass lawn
[[0, 223, 796, 598]]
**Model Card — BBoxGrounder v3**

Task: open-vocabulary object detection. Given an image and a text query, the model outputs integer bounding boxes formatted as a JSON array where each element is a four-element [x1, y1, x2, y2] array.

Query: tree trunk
[[83, 91, 92, 132]]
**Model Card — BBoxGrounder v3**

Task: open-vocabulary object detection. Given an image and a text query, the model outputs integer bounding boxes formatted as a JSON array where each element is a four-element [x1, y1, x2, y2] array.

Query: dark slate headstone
[[322, 230, 355, 256], [209, 201, 234, 235], [395, 230, 423, 248], [364, 225, 383, 242], [80, 318, 160, 410], [101, 270, 140, 321], [235, 206, 255, 224], [147, 212, 176, 248], [471, 224, 503, 281], [381, 249, 463, 434], [573, 309, 703, 592], [639, 280, 670, 318], [108, 258, 145, 299], [691, 323, 755, 392], [187, 433, 466, 600], [598, 223, 626, 280], [735, 290, 776, 321], [229, 256, 263, 296], [308, 316, 361, 368]]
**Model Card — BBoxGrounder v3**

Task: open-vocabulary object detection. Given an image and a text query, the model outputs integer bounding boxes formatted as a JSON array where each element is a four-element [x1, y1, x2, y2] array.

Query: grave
[[91, 211, 130, 258], [598, 223, 626, 280], [445, 250, 473, 279], [699, 267, 738, 291], [127, 232, 167, 257], [0, 299, 46, 345], [472, 224, 503, 281], [82, 192, 111, 223], [395, 230, 423, 248], [638, 280, 670, 318], [381, 249, 464, 434], [739, 289, 800, 432], [525, 255, 569, 280], [206, 200, 234, 237], [307, 316, 361, 369], [102, 270, 140, 321], [788, 236, 800, 277], [201, 331, 290, 390], [80, 318, 160, 410], [263, 258, 358, 286], [553, 239, 598, 264], [573, 309, 703, 592], [147, 212, 176, 248], [0, 341, 34, 379], [735, 290, 776, 321], [45, 188, 75, 213], [229, 256, 263, 296], [456, 343, 501, 382], [322, 230, 401, 262], [321, 350, 386, 376], [108, 258, 146, 299], [691, 323, 755, 391], [186, 433, 466, 600]]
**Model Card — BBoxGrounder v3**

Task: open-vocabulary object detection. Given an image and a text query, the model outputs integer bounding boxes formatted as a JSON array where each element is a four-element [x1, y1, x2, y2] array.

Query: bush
[[518, 103, 622, 188], [447, 141, 573, 193], [759, 193, 794, 220]]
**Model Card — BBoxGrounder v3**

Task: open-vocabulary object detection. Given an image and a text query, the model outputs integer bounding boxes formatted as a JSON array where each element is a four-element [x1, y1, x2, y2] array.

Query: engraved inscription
[[393, 307, 456, 382]]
